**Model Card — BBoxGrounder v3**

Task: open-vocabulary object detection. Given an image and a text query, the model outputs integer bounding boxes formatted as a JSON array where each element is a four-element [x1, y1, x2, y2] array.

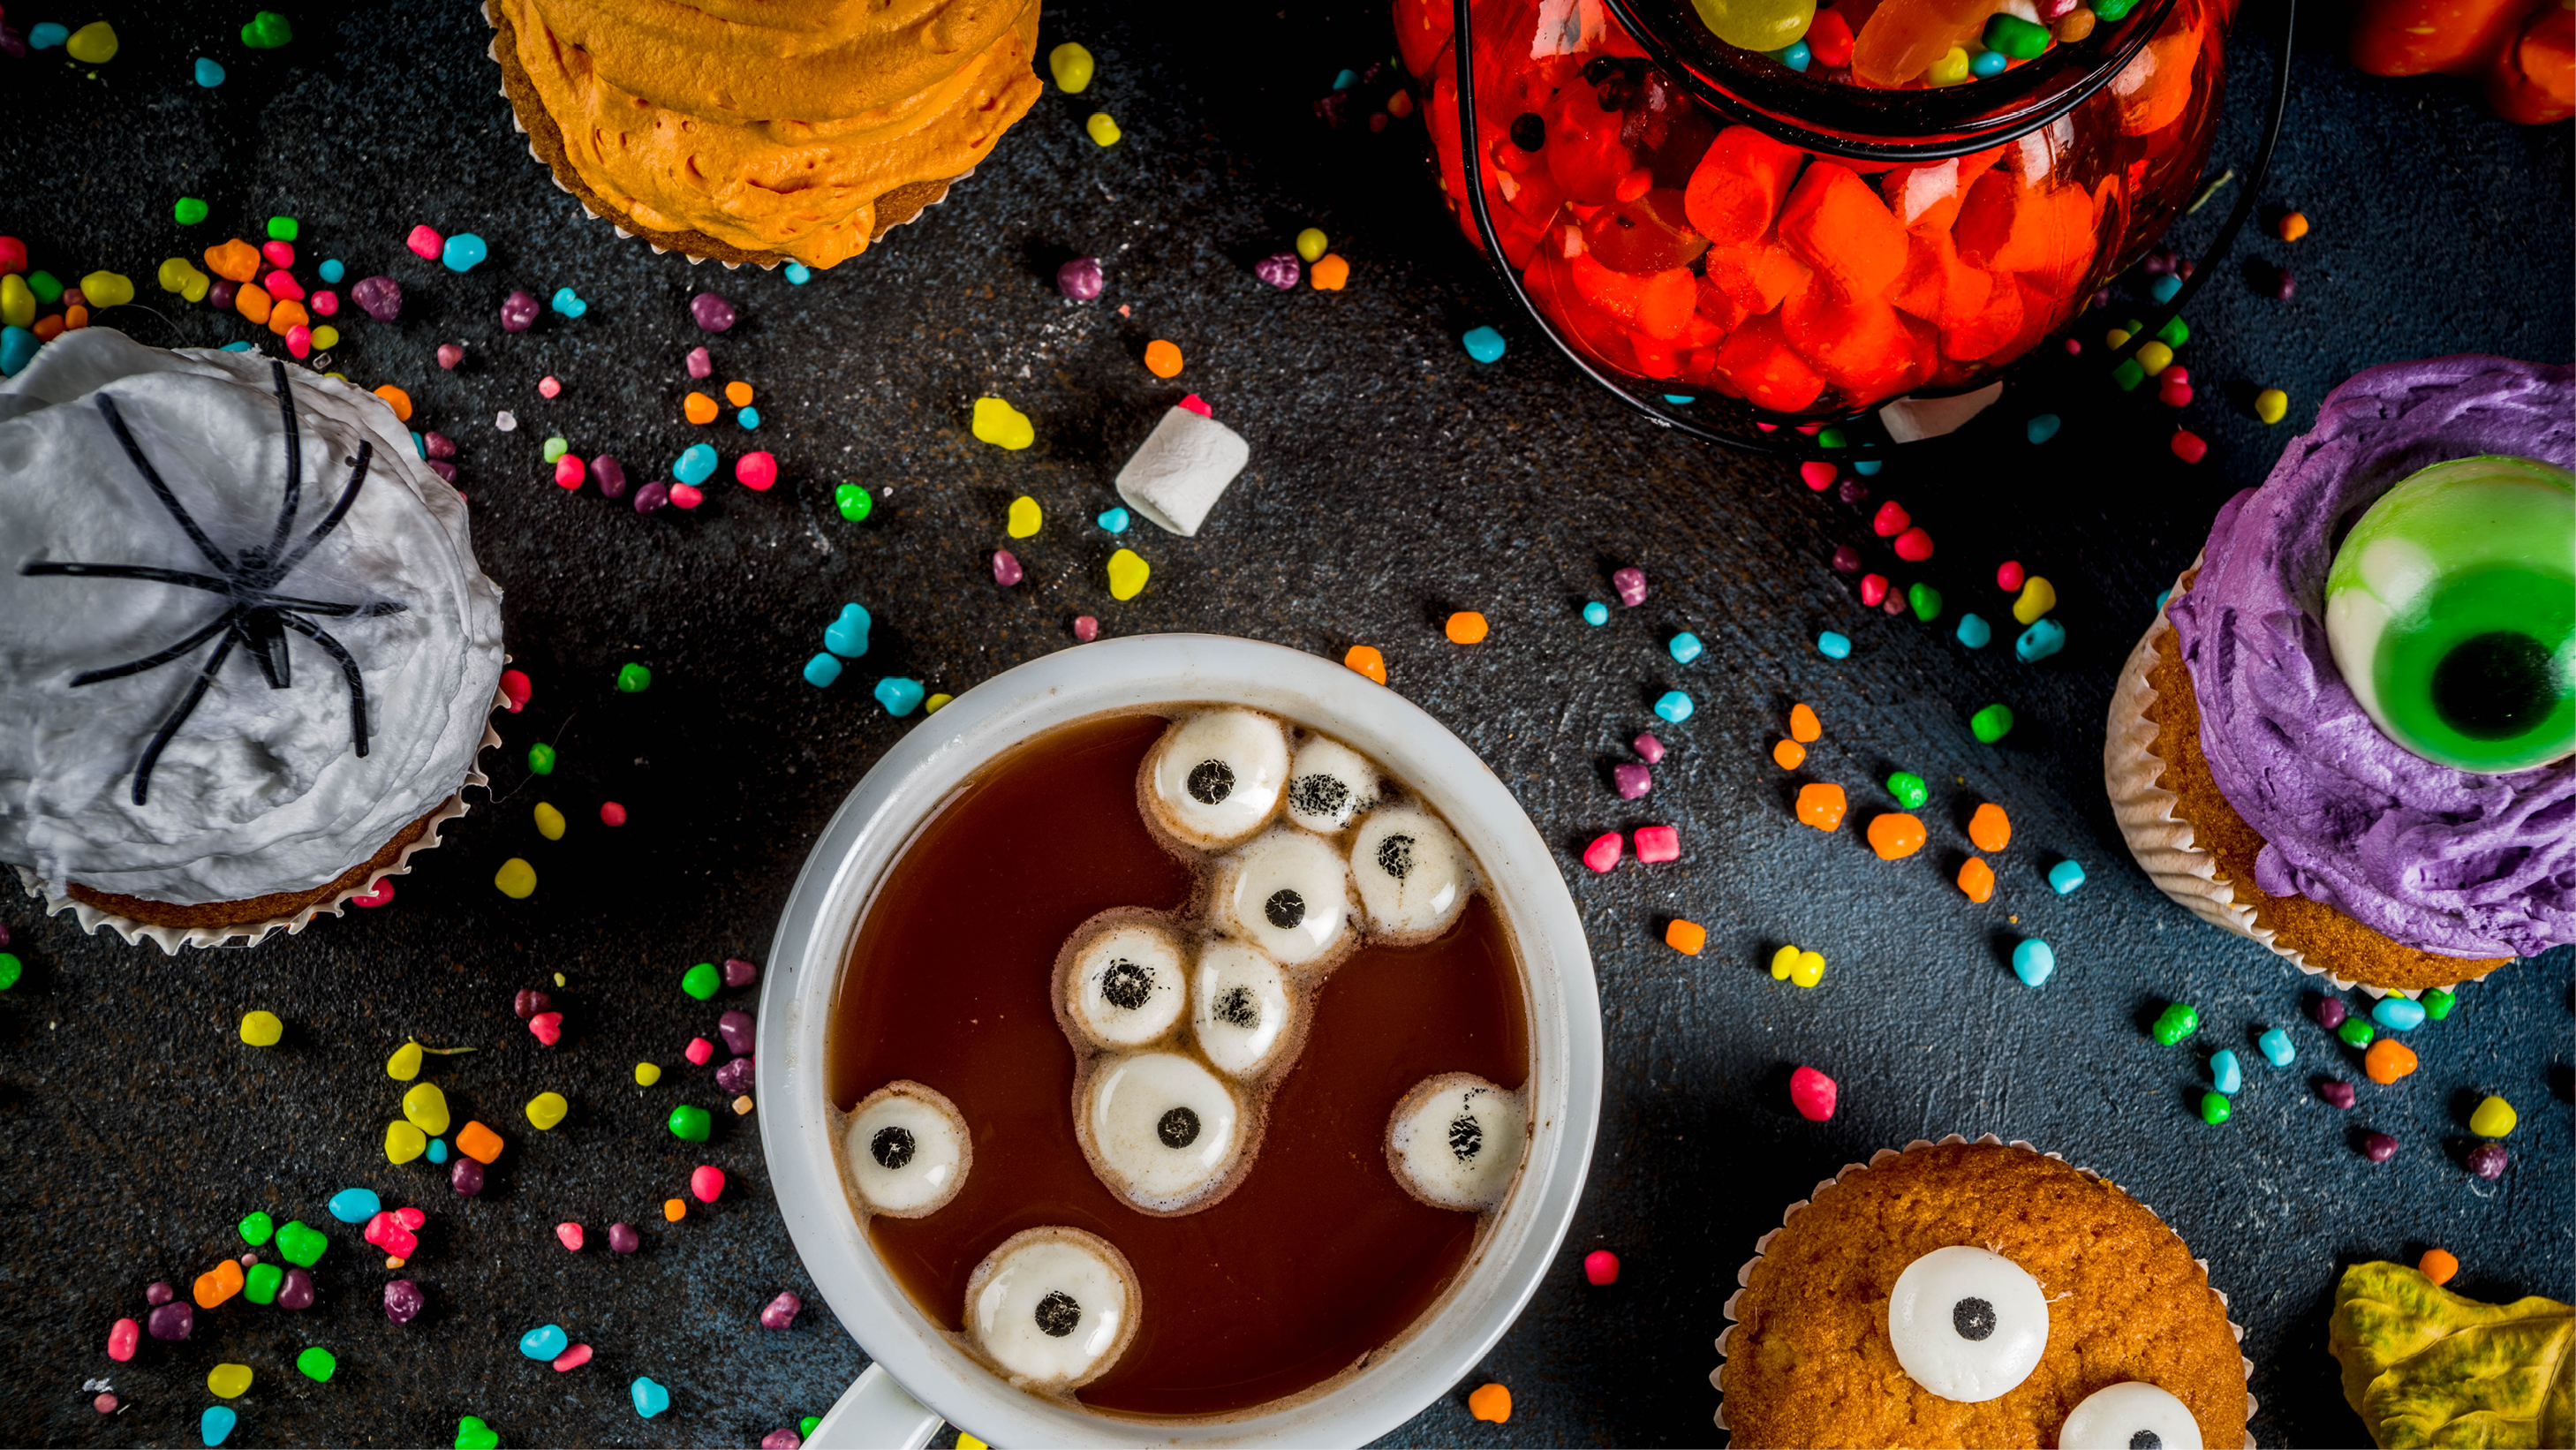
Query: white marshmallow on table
[[1190, 940, 1295, 1080], [1063, 918, 1190, 1050], [1212, 827, 1354, 966], [1349, 804, 1473, 941], [1081, 1050, 1246, 1213], [842, 1081, 972, 1218], [1115, 405, 1250, 537], [1386, 1073, 1525, 1212], [964, 1227, 1142, 1391], [1283, 735, 1380, 834], [1144, 708, 1289, 850]]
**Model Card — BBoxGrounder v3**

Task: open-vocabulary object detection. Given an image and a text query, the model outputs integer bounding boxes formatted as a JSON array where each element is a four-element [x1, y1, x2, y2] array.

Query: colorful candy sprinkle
[[2009, 938, 2054, 986], [525, 1092, 568, 1130], [1794, 782, 1847, 831], [1865, 812, 1925, 859], [239, 1010, 284, 1047], [2255, 387, 2289, 425], [1107, 548, 1151, 600], [456, 1121, 504, 1163], [2371, 997, 2426, 1031], [2210, 1049, 2243, 1094], [2047, 859, 2086, 895], [691, 1165, 727, 1202], [1664, 918, 1706, 955], [2418, 1247, 2459, 1286], [2198, 1091, 2232, 1125], [1634, 826, 1679, 862], [1311, 253, 1350, 290], [2151, 1002, 2200, 1046], [1968, 703, 2015, 743], [1467, 1383, 1511, 1424], [1956, 857, 1994, 902], [1581, 833, 1623, 872], [2466, 1143, 2508, 1180], [2338, 1019, 2376, 1048], [1789, 1067, 1840, 1129], [1817, 631, 1851, 658], [203, 1407, 238, 1446], [2256, 1028, 2295, 1068], [208, 1363, 253, 1399], [1967, 803, 2012, 852], [1446, 611, 1489, 644], [1085, 112, 1122, 147], [1653, 691, 1694, 723], [1343, 645, 1387, 684], [1769, 945, 1825, 988], [1584, 1250, 1620, 1286], [495, 857, 536, 899]]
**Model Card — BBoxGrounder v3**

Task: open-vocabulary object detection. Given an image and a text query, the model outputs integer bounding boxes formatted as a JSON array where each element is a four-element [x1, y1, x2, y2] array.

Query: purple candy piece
[[715, 1055, 755, 1096], [499, 289, 540, 332], [424, 430, 456, 460], [1253, 253, 1301, 290], [384, 1279, 424, 1324], [208, 279, 238, 312], [1632, 732, 1666, 764], [2466, 1143, 2509, 1180], [593, 456, 628, 499], [279, 1267, 315, 1311], [690, 293, 737, 332], [2314, 996, 2348, 1031], [759, 1291, 802, 1330], [1612, 566, 1648, 608], [2271, 267, 2296, 301], [633, 480, 672, 514], [685, 345, 713, 379], [1613, 762, 1651, 800], [514, 988, 550, 1020], [0, 25, 26, 59], [1830, 544, 1862, 573], [351, 275, 402, 322], [718, 1010, 755, 1057], [147, 1302, 193, 1340], [761, 1431, 804, 1450], [0, 921, 9, 948], [1836, 478, 1870, 505], [722, 957, 759, 989], [451, 1158, 485, 1197], [436, 343, 464, 370], [426, 460, 458, 483], [145, 1280, 175, 1307], [2363, 1131, 2399, 1163], [608, 1222, 641, 1255], [1056, 256, 1103, 301], [2318, 1079, 2357, 1110], [993, 549, 1024, 587]]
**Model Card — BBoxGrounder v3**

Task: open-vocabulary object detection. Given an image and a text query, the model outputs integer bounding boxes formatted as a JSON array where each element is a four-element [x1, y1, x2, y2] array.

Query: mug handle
[[805, 1362, 946, 1449]]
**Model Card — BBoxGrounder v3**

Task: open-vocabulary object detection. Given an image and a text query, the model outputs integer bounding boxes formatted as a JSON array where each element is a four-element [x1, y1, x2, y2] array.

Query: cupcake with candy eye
[[2106, 356, 2576, 995], [1713, 1136, 2255, 1448]]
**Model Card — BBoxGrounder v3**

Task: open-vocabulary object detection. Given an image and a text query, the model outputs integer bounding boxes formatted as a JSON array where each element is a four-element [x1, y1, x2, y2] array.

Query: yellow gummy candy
[[79, 270, 135, 308], [1927, 44, 1972, 85], [1769, 945, 1802, 979], [2, 274, 33, 329], [1048, 42, 1094, 93], [525, 1091, 569, 1130], [1007, 495, 1042, 538], [2136, 341, 2175, 376], [2012, 577, 2057, 625], [533, 801, 566, 841], [1107, 548, 1150, 601], [634, 1061, 663, 1086], [1295, 228, 1329, 264], [1792, 950, 1826, 987], [384, 1120, 427, 1165], [310, 324, 339, 351], [957, 1436, 992, 1450], [386, 1040, 423, 1081], [2469, 1095, 2517, 1138], [1085, 111, 1122, 147], [207, 1363, 253, 1400], [495, 857, 537, 898], [971, 397, 1035, 450], [402, 1082, 451, 1137], [158, 258, 198, 294], [238, 1010, 284, 1047], [924, 693, 954, 714], [2255, 387, 2289, 425]]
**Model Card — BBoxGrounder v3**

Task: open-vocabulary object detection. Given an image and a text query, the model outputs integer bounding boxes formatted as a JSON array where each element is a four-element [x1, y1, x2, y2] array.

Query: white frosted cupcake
[[0, 329, 504, 951]]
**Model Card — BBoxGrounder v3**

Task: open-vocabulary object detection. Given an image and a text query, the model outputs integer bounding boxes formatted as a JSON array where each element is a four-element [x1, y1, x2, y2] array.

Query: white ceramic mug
[[756, 634, 1603, 1447]]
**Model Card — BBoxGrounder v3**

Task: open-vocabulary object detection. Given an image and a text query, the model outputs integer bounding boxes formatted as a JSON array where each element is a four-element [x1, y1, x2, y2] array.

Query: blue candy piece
[[29, 21, 67, 47], [549, 286, 586, 318], [2257, 1027, 2296, 1069], [737, 406, 762, 430], [0, 326, 40, 378], [1776, 39, 1811, 70], [2150, 272, 2185, 305], [2010, 938, 2055, 987], [194, 57, 228, 87], [2210, 1049, 2243, 1095], [1652, 690, 1694, 724], [218, 340, 255, 351], [2047, 858, 2087, 895], [440, 233, 488, 273], [631, 1376, 672, 1419], [1817, 631, 1852, 660], [673, 443, 718, 486], [411, 431, 427, 459], [1331, 67, 1359, 90], [783, 261, 812, 285], [1970, 47, 2008, 76], [2026, 413, 2062, 444], [875, 676, 926, 717], [1096, 507, 1131, 533], [319, 258, 344, 283], [1661, 394, 1696, 405], [803, 653, 844, 688], [2155, 587, 2172, 613], [427, 1137, 449, 1164], [2371, 996, 2428, 1032], [201, 1405, 238, 1447], [1668, 631, 1703, 665], [326, 1188, 381, 1224], [1853, 459, 1882, 477], [1461, 326, 1507, 364], [519, 1324, 570, 1361], [2015, 617, 2067, 662], [824, 603, 872, 659], [1956, 613, 1993, 649], [1583, 601, 1610, 626]]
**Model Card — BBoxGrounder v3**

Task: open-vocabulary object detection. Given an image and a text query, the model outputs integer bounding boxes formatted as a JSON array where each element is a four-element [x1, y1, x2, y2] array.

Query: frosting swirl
[[0, 329, 505, 906], [2169, 356, 2576, 959]]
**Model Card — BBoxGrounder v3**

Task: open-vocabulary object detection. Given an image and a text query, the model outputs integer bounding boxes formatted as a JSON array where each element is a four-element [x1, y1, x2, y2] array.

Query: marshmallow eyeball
[[1190, 940, 1296, 1080], [1213, 827, 1354, 966], [842, 1081, 971, 1218], [1386, 1073, 1525, 1212], [1145, 708, 1289, 850], [1283, 736, 1379, 834], [1885, 1245, 2051, 1402], [1081, 1050, 1246, 1213], [1349, 804, 1472, 941], [2057, 1382, 2204, 1450], [964, 1227, 1142, 1391], [1064, 918, 1190, 1049]]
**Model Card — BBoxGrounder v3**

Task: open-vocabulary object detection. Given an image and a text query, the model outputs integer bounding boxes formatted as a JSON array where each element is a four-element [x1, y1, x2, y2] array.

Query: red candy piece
[[1859, 572, 1890, 607], [554, 455, 586, 490], [1871, 500, 1910, 537], [736, 450, 778, 491], [397, 1206, 427, 1230], [1781, 281, 1931, 398], [1634, 825, 1680, 863], [669, 482, 705, 510], [406, 225, 443, 261], [1789, 1065, 1839, 1121], [261, 239, 295, 269], [1806, 5, 1855, 66], [599, 801, 628, 827], [529, 1011, 563, 1047], [1997, 560, 2025, 592], [498, 668, 532, 713], [350, 878, 396, 908], [1892, 526, 1935, 562], [0, 236, 26, 276], [363, 1211, 419, 1258], [553, 1343, 593, 1372], [1800, 461, 1838, 491], [2161, 382, 2195, 408], [1582, 832, 1623, 872], [1584, 1249, 1620, 1285], [686, 1036, 715, 1066], [261, 268, 305, 303], [108, 1318, 140, 1362], [1707, 309, 1824, 413], [2171, 427, 2209, 463], [556, 1222, 585, 1251], [691, 1165, 727, 1203], [311, 290, 338, 316], [1176, 393, 1212, 417]]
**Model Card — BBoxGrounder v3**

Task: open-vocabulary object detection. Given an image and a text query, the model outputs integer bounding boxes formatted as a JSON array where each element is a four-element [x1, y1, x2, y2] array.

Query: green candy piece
[[2156, 315, 2189, 349], [0, 952, 19, 991], [2338, 1018, 2377, 1048], [1885, 772, 1929, 810], [528, 742, 557, 775], [616, 662, 653, 694], [174, 197, 209, 226], [238, 1210, 275, 1246], [2327, 1260, 2573, 1446], [2094, 0, 2140, 18], [275, 1220, 329, 1267], [799, 1418, 820, 1439], [241, 11, 293, 48], [541, 436, 570, 464], [454, 1416, 501, 1450], [296, 1346, 336, 1382], [26, 270, 62, 306], [244, 1262, 283, 1304], [267, 215, 298, 241], [1969, 703, 2015, 744], [2423, 987, 2457, 1021], [2198, 1091, 2232, 1125], [834, 481, 874, 523], [2151, 1002, 2199, 1046], [668, 1104, 713, 1143], [1816, 427, 1846, 449], [682, 962, 721, 1000], [1907, 582, 1944, 623], [2111, 358, 2146, 392], [1983, 11, 2051, 57]]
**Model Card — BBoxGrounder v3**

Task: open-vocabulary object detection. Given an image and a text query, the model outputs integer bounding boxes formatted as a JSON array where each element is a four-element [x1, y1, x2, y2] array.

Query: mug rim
[[757, 633, 1604, 1446]]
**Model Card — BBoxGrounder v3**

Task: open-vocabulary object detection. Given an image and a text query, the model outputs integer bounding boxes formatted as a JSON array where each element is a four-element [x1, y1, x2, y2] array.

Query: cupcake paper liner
[[1711, 1132, 2259, 1447]]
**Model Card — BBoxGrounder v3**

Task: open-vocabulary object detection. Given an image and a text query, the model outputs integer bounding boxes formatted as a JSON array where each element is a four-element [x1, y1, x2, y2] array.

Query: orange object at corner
[[2350, 0, 2574, 123]]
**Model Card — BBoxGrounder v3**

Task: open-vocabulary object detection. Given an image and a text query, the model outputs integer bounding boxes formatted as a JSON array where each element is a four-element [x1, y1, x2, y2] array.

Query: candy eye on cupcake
[[963, 1227, 1142, 1393], [1190, 940, 1296, 1080], [1885, 1245, 2051, 1401], [1079, 1050, 1247, 1214], [1144, 708, 1291, 850], [1283, 735, 1379, 834], [2323, 455, 2576, 774], [1386, 1072, 1525, 1212], [842, 1081, 971, 1219], [1349, 804, 1472, 941], [2058, 1381, 2204, 1450], [1212, 827, 1355, 966], [1061, 917, 1190, 1050]]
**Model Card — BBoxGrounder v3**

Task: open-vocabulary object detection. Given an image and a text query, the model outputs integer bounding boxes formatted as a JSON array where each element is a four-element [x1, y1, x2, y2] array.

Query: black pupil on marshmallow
[[1034, 1289, 1082, 1338], [2433, 631, 2554, 737], [1264, 888, 1305, 929], [1447, 1112, 1484, 1162], [1289, 772, 1349, 818], [871, 1125, 917, 1171], [1158, 1106, 1201, 1148], [1377, 834, 1416, 880], [1951, 1296, 1997, 1341], [1187, 759, 1235, 804], [1214, 985, 1259, 1028], [2129, 1433, 2162, 1450], [1100, 959, 1152, 1011]]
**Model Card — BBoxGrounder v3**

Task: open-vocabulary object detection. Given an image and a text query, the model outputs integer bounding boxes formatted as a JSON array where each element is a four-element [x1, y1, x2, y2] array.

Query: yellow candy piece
[[207, 1363, 253, 1400], [1769, 945, 1801, 979], [2012, 577, 2057, 626], [1927, 45, 1972, 85], [79, 270, 135, 308], [1295, 228, 1329, 264], [3, 274, 34, 329], [971, 396, 1035, 450], [1107, 548, 1150, 601], [385, 1120, 427, 1165], [525, 1091, 570, 1130], [634, 1061, 662, 1086], [924, 693, 954, 714], [1085, 111, 1122, 147], [958, 1436, 991, 1450], [387, 1040, 423, 1081], [2469, 1095, 2517, 1138], [533, 801, 566, 841], [309, 324, 339, 351], [158, 258, 200, 294], [1007, 495, 1042, 538], [495, 857, 537, 899], [1048, 42, 1094, 93], [67, 21, 118, 63], [1768, 947, 1827, 988], [2255, 387, 2289, 425], [403, 1081, 451, 1137], [2136, 340, 2175, 376], [2105, 327, 2133, 350], [238, 1010, 284, 1047]]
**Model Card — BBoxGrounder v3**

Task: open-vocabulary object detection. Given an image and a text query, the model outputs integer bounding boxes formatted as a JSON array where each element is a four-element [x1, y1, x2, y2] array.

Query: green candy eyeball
[[2324, 456, 2576, 774]]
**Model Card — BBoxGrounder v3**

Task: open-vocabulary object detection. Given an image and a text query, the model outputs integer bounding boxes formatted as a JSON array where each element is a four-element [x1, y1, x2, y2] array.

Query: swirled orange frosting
[[501, 0, 1042, 267]]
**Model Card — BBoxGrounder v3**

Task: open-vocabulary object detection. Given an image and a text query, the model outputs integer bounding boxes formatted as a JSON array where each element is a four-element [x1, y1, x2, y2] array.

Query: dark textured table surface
[[4, 2, 2570, 1446]]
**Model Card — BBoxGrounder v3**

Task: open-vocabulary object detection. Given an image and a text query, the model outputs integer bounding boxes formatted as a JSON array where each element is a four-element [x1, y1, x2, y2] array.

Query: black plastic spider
[[21, 360, 407, 805]]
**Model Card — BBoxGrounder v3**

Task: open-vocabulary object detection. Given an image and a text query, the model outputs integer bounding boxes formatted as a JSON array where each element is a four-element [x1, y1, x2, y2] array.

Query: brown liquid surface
[[827, 712, 1530, 1417]]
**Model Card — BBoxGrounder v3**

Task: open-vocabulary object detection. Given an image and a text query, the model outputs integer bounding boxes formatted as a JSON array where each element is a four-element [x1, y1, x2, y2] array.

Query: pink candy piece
[[1612, 762, 1651, 799], [992, 550, 1024, 586], [406, 224, 444, 260], [601, 801, 629, 827], [262, 268, 305, 302], [556, 1222, 585, 1252], [760, 1291, 803, 1330], [691, 1165, 727, 1203], [1859, 573, 1890, 607], [1881, 591, 1908, 616], [350, 879, 396, 908], [396, 1205, 427, 1230], [685, 345, 713, 379], [735, 450, 777, 491], [1794, 421, 1824, 435], [1176, 393, 1212, 417], [1634, 825, 1680, 863], [108, 1318, 139, 1362], [499, 668, 533, 713], [1582, 832, 1623, 873], [1892, 526, 1934, 563], [1073, 615, 1099, 642], [1870, 500, 1909, 537], [363, 1211, 419, 1259], [261, 238, 295, 269], [94, 1393, 118, 1415], [284, 324, 312, 359], [1633, 732, 1665, 764], [1789, 1065, 1838, 1121], [685, 1036, 715, 1066], [538, 375, 563, 398], [669, 482, 705, 510], [436, 343, 464, 370], [529, 1010, 563, 1047], [552, 1343, 593, 1372], [1611, 566, 1648, 608], [2063, 336, 2083, 355], [310, 289, 338, 317], [761, 1431, 805, 1450], [1798, 461, 1837, 491], [554, 455, 586, 490], [1583, 1250, 1620, 1286], [1996, 559, 2025, 592]]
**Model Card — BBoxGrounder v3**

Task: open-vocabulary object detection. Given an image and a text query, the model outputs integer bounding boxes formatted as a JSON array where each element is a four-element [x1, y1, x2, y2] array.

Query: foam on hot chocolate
[[1060, 912, 1191, 1050], [963, 1226, 1142, 1392], [842, 1080, 972, 1218], [1077, 1050, 1248, 1214], [1349, 804, 1473, 942], [1212, 827, 1355, 967], [1142, 706, 1288, 850], [1385, 1073, 1525, 1212], [1190, 939, 1297, 1080]]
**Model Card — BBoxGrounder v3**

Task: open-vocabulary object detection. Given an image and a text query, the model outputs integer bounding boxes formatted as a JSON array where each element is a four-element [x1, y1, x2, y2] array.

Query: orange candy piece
[[1682, 125, 1807, 249], [1665, 918, 1708, 955], [1788, 703, 1822, 743], [2418, 1247, 2460, 1286], [1781, 282, 1931, 399], [1867, 812, 1928, 860], [266, 298, 308, 337], [723, 381, 754, 407], [684, 391, 719, 425], [1956, 856, 1995, 902], [1771, 739, 1807, 770], [1445, 611, 1489, 645], [193, 1258, 246, 1309], [373, 385, 412, 424], [2364, 1038, 2419, 1084], [234, 282, 273, 326], [1468, 1382, 1512, 1424], [1968, 803, 2012, 852], [1343, 645, 1386, 684], [63, 304, 89, 330], [1311, 253, 1350, 291], [1708, 310, 1825, 414], [1144, 339, 1183, 378], [1777, 162, 1909, 302], [1795, 782, 1847, 831], [455, 1119, 504, 1163], [203, 238, 261, 283], [664, 1197, 688, 1222], [31, 314, 65, 342]]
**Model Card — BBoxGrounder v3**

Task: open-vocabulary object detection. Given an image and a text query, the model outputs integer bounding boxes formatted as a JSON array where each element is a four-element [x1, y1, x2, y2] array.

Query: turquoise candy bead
[[319, 258, 344, 283], [440, 234, 488, 273], [631, 1377, 672, 1418], [1854, 459, 1881, 476], [1668, 631, 1703, 664], [825, 604, 872, 658], [1583, 601, 1610, 626], [2372, 997, 2427, 1031], [202, 1406, 238, 1447], [194, 57, 227, 87], [427, 1137, 449, 1164], [1461, 326, 1506, 363], [1654, 691, 1694, 723], [1096, 507, 1130, 533], [2015, 618, 2066, 661], [875, 676, 927, 716], [2026, 414, 2061, 444], [2010, 938, 2054, 987], [784, 261, 813, 284], [2210, 1049, 2242, 1094], [519, 1324, 570, 1361], [673, 443, 718, 486], [28, 21, 67, 46], [326, 1188, 381, 1224], [1817, 631, 1851, 659], [1969, 47, 2008, 77], [803, 653, 843, 688], [2047, 859, 2086, 894], [1957, 613, 1993, 648], [738, 406, 761, 430], [1, 326, 40, 378], [2257, 1027, 2296, 1068]]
